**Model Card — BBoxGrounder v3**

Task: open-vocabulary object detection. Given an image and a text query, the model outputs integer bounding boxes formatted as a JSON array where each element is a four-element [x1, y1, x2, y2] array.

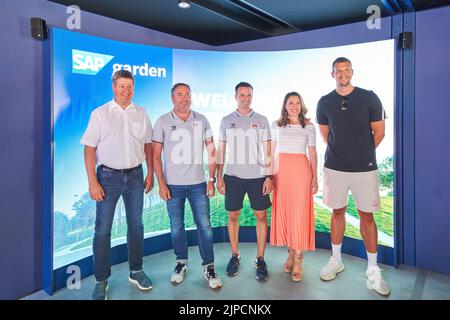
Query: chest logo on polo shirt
[[192, 121, 202, 127], [251, 123, 259, 129], [171, 125, 177, 131], [230, 123, 236, 129]]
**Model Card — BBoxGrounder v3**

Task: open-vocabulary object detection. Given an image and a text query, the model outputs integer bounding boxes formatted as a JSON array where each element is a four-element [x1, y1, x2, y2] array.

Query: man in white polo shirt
[[217, 82, 273, 281], [81, 70, 154, 300], [152, 83, 222, 289]]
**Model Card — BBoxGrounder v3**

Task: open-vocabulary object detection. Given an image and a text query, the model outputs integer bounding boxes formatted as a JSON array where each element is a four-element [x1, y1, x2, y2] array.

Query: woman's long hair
[[277, 92, 309, 128]]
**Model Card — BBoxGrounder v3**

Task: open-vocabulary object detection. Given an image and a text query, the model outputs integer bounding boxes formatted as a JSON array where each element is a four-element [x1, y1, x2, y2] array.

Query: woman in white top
[[270, 92, 318, 282]]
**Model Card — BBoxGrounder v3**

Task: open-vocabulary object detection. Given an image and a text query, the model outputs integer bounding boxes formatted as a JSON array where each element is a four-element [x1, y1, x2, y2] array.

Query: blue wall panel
[[414, 6, 450, 274]]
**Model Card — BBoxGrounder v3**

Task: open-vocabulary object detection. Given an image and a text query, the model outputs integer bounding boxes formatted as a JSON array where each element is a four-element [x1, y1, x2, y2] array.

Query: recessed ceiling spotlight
[[178, 0, 191, 9]]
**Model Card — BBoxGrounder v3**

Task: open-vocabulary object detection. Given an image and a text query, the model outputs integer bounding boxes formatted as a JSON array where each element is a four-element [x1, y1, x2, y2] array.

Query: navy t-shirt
[[316, 87, 385, 172]]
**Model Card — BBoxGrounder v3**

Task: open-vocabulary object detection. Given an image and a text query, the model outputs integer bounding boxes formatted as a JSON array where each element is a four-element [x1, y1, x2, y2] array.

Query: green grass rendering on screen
[[56, 156, 395, 254], [64, 193, 394, 252]]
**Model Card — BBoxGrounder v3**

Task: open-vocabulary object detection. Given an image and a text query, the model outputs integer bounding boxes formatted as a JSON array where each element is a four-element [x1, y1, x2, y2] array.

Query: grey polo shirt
[[152, 110, 213, 185], [219, 110, 271, 179]]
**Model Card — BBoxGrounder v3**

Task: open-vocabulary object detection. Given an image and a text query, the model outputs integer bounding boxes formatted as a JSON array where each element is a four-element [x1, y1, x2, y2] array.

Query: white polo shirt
[[80, 100, 152, 170]]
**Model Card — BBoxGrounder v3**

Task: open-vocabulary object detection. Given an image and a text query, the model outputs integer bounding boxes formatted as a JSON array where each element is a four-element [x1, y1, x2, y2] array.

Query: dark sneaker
[[92, 281, 108, 300], [226, 254, 241, 276], [128, 271, 152, 291], [171, 262, 188, 284], [255, 257, 269, 281], [203, 265, 222, 289]]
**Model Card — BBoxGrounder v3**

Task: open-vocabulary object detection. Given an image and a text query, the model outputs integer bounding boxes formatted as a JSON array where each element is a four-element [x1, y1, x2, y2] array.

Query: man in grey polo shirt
[[217, 82, 273, 281], [152, 83, 222, 289]]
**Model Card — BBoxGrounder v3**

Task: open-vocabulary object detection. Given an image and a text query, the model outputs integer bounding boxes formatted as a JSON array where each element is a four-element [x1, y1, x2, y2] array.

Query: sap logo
[[72, 49, 114, 75]]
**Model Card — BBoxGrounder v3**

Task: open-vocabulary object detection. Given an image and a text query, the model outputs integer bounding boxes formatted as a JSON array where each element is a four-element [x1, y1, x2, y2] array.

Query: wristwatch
[[208, 177, 216, 183], [265, 175, 274, 180]]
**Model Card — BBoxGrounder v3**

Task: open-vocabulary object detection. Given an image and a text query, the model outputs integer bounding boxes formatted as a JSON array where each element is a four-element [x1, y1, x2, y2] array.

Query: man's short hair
[[235, 82, 253, 93], [112, 69, 134, 85], [332, 57, 352, 71], [171, 83, 191, 95]]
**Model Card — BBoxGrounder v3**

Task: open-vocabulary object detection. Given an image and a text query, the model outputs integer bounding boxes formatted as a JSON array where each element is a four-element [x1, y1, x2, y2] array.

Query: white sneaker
[[204, 265, 222, 289], [320, 256, 345, 281], [171, 262, 188, 284], [366, 266, 391, 296]]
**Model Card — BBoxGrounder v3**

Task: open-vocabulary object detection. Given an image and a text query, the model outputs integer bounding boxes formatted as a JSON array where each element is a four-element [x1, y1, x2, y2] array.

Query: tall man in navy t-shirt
[[316, 57, 390, 296]]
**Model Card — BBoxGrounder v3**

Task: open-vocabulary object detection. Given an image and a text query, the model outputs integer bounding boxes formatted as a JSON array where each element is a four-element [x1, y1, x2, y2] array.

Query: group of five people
[[81, 57, 390, 300]]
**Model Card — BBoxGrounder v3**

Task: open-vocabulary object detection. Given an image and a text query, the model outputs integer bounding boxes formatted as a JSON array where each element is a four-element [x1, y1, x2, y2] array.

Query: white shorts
[[322, 167, 381, 213]]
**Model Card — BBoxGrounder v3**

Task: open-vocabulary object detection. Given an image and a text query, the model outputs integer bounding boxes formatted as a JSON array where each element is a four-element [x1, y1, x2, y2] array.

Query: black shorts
[[224, 174, 271, 211]]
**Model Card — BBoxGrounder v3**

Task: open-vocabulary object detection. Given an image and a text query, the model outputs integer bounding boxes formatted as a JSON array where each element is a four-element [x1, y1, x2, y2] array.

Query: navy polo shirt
[[316, 87, 385, 172]]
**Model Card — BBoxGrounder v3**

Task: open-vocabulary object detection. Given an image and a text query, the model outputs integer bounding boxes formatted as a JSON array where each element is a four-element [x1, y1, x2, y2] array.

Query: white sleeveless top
[[271, 121, 316, 155]]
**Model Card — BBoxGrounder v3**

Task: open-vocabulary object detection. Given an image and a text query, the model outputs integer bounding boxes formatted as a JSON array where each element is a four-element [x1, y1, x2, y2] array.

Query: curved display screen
[[52, 28, 394, 269]]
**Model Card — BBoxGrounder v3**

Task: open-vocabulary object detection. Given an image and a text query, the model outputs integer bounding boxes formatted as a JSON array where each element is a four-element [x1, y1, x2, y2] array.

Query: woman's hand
[[311, 176, 318, 195]]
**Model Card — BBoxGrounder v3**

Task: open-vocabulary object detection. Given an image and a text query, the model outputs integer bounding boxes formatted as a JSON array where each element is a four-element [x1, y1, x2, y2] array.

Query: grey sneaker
[[92, 281, 108, 300], [128, 271, 152, 291], [171, 262, 188, 284], [203, 265, 222, 289]]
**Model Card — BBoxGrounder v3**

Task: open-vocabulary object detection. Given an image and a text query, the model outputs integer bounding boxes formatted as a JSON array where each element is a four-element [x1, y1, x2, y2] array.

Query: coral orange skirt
[[270, 153, 315, 251]]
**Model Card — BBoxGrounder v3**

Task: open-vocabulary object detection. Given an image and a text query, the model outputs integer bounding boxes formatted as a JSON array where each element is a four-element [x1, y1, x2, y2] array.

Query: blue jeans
[[166, 182, 214, 266], [93, 165, 144, 282]]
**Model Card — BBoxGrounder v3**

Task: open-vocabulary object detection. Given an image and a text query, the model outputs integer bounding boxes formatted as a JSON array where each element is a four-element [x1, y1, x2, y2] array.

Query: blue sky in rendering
[[53, 28, 394, 221]]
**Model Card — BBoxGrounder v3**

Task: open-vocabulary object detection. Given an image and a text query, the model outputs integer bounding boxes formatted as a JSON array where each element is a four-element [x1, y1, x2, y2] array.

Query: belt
[[99, 164, 142, 174]]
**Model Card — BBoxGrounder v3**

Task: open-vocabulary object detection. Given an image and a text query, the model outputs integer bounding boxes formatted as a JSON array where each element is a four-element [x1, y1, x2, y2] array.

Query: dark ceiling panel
[[412, 0, 450, 10], [46, 0, 450, 45], [48, 0, 268, 45], [244, 0, 392, 30]]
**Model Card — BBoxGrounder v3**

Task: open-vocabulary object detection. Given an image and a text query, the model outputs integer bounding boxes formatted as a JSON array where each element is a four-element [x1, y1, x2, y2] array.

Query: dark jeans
[[93, 165, 144, 282], [166, 182, 214, 266]]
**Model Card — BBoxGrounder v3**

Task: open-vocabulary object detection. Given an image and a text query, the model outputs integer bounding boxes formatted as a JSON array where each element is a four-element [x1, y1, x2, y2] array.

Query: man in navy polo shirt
[[316, 57, 390, 296]]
